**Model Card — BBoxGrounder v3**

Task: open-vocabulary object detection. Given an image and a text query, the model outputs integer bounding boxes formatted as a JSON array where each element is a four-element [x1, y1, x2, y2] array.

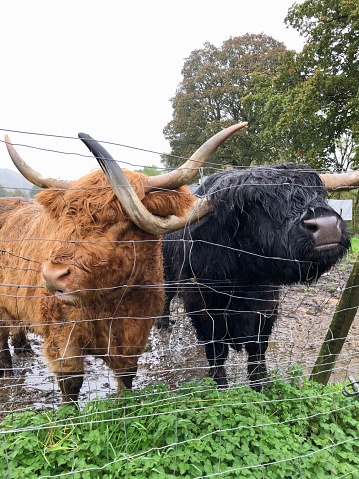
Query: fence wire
[[0, 131, 358, 478]]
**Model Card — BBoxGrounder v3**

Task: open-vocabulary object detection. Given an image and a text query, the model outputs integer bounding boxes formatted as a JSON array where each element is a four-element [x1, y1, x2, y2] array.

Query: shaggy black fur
[[160, 164, 351, 390]]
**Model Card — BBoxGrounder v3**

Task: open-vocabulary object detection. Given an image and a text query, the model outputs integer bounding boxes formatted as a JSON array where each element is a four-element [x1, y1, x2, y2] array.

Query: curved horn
[[79, 132, 214, 235], [320, 171, 359, 191], [148, 122, 248, 189], [4, 135, 71, 189]]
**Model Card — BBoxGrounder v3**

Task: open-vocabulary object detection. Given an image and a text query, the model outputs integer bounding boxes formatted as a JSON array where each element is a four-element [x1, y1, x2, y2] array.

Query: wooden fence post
[[311, 255, 359, 385]]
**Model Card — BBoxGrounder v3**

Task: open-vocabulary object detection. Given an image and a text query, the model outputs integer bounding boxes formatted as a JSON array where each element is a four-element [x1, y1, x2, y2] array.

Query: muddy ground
[[1, 258, 358, 416]]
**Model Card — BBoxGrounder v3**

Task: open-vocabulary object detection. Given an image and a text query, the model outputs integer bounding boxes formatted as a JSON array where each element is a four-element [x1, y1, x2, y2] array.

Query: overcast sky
[[0, 0, 305, 181]]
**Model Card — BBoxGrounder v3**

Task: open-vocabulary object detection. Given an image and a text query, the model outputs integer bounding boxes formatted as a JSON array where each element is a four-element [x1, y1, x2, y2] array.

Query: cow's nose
[[42, 262, 73, 291], [301, 215, 342, 247]]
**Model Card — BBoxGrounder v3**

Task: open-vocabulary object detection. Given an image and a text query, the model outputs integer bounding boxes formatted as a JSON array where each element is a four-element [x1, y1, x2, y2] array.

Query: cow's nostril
[[59, 268, 71, 279], [42, 262, 73, 291], [301, 215, 342, 247], [302, 219, 318, 233]]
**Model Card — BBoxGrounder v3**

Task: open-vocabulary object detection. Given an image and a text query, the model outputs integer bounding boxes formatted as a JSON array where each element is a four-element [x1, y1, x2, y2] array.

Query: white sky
[[0, 0, 304, 180]]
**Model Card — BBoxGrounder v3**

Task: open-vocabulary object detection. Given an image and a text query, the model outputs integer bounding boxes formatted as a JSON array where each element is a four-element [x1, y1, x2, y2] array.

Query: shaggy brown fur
[[0, 169, 194, 402]]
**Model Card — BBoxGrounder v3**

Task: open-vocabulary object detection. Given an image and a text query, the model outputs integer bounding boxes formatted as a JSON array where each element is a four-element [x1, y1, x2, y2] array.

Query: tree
[[29, 185, 42, 198], [260, 0, 359, 171], [134, 165, 164, 176], [0, 185, 28, 197], [0, 184, 11, 197], [162, 34, 287, 173], [0, 185, 33, 198]]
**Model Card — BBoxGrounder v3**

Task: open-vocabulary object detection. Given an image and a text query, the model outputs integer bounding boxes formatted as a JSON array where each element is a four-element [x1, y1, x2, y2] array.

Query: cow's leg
[[233, 298, 277, 392], [204, 340, 229, 388], [191, 312, 230, 387], [43, 336, 84, 404], [12, 328, 33, 355], [56, 372, 84, 403], [158, 240, 183, 330], [108, 315, 155, 395], [243, 309, 276, 391], [115, 366, 138, 392], [245, 339, 269, 391], [227, 312, 269, 391], [0, 327, 12, 377], [156, 289, 176, 330]]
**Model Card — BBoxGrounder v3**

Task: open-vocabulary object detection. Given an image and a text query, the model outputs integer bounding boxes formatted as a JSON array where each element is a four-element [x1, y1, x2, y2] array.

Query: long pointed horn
[[79, 132, 214, 235], [320, 171, 359, 191], [4, 135, 71, 189], [148, 122, 248, 189]]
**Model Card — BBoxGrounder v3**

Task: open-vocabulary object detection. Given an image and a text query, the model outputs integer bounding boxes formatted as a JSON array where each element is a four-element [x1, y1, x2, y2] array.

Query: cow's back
[[0, 198, 45, 321], [0, 197, 33, 227]]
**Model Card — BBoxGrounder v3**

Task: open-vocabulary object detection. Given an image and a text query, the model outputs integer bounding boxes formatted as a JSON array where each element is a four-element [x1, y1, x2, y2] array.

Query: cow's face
[[36, 170, 195, 306], [202, 165, 351, 284], [244, 197, 350, 282]]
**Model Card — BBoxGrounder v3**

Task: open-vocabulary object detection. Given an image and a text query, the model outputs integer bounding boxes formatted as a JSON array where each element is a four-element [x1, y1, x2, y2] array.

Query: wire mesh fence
[[2, 258, 357, 409], [0, 130, 358, 478]]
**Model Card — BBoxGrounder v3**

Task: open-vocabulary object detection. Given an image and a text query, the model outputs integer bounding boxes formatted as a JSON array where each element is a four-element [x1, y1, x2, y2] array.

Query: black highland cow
[[160, 164, 351, 390]]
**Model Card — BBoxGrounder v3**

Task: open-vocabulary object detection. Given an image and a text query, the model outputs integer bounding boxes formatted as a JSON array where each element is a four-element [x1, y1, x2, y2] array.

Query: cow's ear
[[143, 186, 196, 218], [35, 189, 66, 219]]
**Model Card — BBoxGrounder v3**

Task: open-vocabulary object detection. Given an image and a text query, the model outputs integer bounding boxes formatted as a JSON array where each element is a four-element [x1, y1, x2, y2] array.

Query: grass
[[1, 370, 359, 479], [350, 234, 359, 254]]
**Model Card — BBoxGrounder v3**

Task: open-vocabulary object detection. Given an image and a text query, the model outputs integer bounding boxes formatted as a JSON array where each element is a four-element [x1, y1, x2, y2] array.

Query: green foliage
[[0, 185, 28, 198], [259, 0, 359, 170], [0, 185, 26, 197], [1, 373, 358, 478], [0, 184, 11, 197], [350, 235, 359, 253], [162, 34, 288, 174], [134, 165, 164, 177], [29, 185, 42, 198], [162, 0, 358, 174]]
